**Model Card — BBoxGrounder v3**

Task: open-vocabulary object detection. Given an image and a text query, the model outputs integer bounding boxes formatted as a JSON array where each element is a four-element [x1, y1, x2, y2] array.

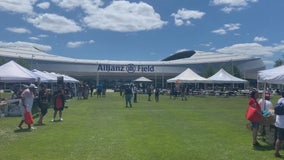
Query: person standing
[[247, 90, 263, 147], [124, 85, 133, 108], [90, 84, 94, 97], [155, 88, 160, 102], [133, 85, 138, 103], [258, 93, 273, 113], [51, 88, 65, 122], [274, 92, 284, 157], [17, 84, 37, 130], [147, 86, 152, 101], [258, 93, 273, 138]]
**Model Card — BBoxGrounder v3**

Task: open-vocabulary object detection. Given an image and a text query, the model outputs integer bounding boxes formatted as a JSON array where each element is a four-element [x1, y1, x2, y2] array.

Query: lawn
[[0, 93, 280, 160]]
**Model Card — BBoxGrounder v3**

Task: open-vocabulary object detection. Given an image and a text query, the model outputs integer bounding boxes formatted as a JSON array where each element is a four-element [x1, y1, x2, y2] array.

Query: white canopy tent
[[257, 65, 284, 108], [134, 76, 152, 82], [208, 68, 248, 83], [167, 68, 209, 83], [49, 72, 79, 83], [32, 69, 57, 83], [0, 60, 37, 83], [258, 65, 284, 84]]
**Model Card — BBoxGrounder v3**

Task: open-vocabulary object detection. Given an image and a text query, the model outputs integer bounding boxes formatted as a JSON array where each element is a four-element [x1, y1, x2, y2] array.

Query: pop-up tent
[[0, 60, 37, 83], [167, 68, 208, 83], [49, 72, 79, 83], [208, 68, 248, 83], [32, 69, 57, 83], [134, 76, 152, 82], [258, 65, 284, 84]]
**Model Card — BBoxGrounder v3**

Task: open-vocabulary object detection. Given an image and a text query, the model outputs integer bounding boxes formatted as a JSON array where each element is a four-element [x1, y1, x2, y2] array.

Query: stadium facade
[[0, 45, 265, 88]]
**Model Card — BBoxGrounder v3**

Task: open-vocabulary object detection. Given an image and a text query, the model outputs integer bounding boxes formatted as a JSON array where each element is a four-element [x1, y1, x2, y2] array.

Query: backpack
[[274, 103, 284, 115]]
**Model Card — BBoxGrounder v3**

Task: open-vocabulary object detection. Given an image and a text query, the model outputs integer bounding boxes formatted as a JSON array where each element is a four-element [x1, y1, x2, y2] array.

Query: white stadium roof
[[0, 45, 256, 65]]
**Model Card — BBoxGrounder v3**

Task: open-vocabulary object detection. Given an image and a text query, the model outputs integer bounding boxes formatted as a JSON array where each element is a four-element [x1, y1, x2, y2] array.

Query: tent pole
[[262, 82, 267, 110]]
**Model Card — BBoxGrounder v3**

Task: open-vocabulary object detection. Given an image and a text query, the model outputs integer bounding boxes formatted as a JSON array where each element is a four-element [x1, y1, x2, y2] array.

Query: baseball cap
[[264, 93, 270, 100], [29, 84, 38, 89]]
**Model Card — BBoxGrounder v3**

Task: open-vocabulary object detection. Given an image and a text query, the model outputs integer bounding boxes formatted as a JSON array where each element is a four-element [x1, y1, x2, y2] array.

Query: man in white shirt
[[275, 92, 284, 157], [17, 84, 37, 130], [258, 93, 273, 112]]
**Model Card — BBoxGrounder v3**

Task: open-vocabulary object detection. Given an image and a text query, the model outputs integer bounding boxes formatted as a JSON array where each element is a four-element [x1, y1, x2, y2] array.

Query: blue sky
[[0, 0, 284, 69]]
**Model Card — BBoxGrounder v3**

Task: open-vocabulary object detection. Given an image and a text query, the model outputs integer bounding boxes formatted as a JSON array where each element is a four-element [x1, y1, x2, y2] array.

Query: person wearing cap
[[258, 93, 273, 142], [17, 84, 37, 130], [258, 93, 273, 112]]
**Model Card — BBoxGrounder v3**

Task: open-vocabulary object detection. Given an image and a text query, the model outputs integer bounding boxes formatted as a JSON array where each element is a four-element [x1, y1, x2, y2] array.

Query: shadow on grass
[[33, 123, 46, 126], [14, 128, 33, 133], [253, 144, 274, 151]]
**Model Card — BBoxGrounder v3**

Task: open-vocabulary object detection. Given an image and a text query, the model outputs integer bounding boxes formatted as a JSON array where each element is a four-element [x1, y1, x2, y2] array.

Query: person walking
[[51, 88, 65, 122], [17, 84, 37, 130], [274, 92, 284, 157], [124, 85, 133, 108], [37, 84, 49, 125]]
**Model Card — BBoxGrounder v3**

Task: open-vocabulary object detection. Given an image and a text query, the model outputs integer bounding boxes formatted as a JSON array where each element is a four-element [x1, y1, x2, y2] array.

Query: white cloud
[[50, 0, 167, 32], [6, 27, 31, 34], [67, 41, 85, 48], [0, 41, 52, 52], [211, 0, 258, 13], [212, 23, 240, 35], [212, 28, 226, 35], [215, 43, 284, 57], [37, 2, 50, 10], [83, 1, 167, 32], [26, 13, 82, 34], [224, 23, 240, 31], [38, 34, 48, 38], [29, 37, 39, 41], [171, 8, 205, 26], [254, 36, 268, 42], [200, 42, 213, 47], [0, 0, 36, 14], [67, 40, 95, 48], [51, 0, 103, 10]]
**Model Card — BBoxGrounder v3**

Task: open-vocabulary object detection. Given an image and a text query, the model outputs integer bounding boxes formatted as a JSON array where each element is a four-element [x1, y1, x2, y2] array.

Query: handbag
[[245, 106, 259, 122], [24, 108, 34, 125]]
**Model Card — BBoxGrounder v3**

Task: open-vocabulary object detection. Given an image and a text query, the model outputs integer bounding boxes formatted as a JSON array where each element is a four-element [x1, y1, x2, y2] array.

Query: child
[[51, 88, 65, 122]]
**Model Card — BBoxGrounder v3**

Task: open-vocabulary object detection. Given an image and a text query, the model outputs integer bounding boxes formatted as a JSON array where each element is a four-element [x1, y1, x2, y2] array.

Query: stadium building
[[0, 45, 265, 88]]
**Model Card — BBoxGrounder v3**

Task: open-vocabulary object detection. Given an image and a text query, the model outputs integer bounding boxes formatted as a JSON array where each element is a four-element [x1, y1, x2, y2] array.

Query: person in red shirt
[[248, 89, 263, 147], [51, 88, 65, 122]]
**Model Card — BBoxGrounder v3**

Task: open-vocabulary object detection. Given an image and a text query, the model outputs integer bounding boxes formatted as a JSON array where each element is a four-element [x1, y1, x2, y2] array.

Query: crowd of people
[[16, 83, 67, 130], [246, 89, 284, 158], [10, 81, 284, 157]]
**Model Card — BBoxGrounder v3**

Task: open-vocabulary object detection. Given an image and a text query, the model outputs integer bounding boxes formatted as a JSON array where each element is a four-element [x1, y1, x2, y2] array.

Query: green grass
[[0, 93, 280, 160]]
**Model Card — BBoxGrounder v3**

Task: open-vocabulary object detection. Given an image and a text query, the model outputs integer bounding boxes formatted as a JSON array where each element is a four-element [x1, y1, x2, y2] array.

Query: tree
[[16, 57, 30, 69], [274, 58, 283, 67], [203, 65, 216, 78], [0, 57, 7, 65], [221, 64, 241, 78]]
